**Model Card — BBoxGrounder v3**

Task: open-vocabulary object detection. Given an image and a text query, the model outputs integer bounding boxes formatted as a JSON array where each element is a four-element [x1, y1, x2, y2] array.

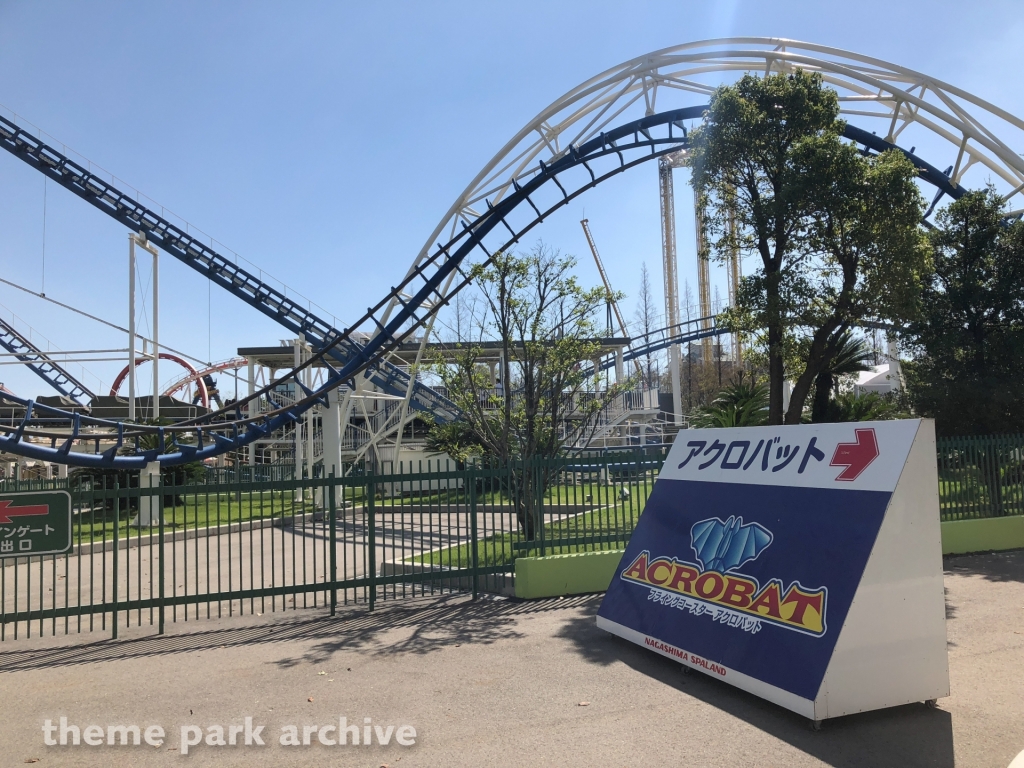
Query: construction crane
[[579, 219, 641, 379]]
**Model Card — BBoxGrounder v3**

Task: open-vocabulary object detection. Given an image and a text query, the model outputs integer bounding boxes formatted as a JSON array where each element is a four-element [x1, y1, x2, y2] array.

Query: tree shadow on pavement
[[272, 596, 527, 668], [554, 602, 954, 768], [944, 548, 1024, 584], [271, 594, 602, 669], [0, 593, 591, 674]]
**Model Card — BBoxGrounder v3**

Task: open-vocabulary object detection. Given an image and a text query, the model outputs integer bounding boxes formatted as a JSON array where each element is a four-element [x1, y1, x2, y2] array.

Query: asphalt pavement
[[0, 550, 1022, 767]]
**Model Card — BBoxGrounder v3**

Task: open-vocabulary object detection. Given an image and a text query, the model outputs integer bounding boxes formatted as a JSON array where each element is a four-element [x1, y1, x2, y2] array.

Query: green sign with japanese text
[[0, 491, 72, 557]]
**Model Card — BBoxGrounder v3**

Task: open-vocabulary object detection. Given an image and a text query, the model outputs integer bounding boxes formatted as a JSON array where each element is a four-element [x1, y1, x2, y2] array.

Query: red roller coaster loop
[[109, 352, 208, 407]]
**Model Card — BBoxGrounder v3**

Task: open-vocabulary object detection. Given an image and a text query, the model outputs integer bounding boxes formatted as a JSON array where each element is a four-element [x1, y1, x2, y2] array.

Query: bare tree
[[632, 262, 661, 389], [683, 280, 695, 410]]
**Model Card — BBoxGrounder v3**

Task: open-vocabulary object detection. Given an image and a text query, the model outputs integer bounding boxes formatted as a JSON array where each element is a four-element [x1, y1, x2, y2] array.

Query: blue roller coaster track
[[0, 106, 963, 468], [0, 315, 96, 404]]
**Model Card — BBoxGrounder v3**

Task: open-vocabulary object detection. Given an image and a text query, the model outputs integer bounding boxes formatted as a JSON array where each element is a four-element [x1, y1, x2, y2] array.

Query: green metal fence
[[3, 434, 1018, 641], [0, 448, 666, 641], [937, 434, 1024, 520]]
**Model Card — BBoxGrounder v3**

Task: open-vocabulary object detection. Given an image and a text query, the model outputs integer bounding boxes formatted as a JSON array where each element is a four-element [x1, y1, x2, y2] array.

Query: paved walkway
[[0, 550, 1022, 767], [0, 504, 582, 624], [0, 516, 446, 625]]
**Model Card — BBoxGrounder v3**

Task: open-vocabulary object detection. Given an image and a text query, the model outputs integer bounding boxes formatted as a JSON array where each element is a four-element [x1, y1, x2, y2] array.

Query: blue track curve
[[0, 107, 961, 467], [0, 315, 95, 404]]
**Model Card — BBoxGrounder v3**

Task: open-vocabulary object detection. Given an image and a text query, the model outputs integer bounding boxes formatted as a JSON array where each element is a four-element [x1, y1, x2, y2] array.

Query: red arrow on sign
[[830, 428, 879, 481], [0, 499, 50, 524]]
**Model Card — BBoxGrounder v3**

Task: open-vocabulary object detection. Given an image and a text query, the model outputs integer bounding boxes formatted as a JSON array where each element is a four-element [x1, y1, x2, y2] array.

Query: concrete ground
[[1, 504, 575, 619], [0, 550, 1022, 768]]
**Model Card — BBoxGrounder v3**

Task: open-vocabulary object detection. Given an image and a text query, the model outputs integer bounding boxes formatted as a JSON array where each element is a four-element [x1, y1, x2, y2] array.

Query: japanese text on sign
[[677, 436, 827, 475]]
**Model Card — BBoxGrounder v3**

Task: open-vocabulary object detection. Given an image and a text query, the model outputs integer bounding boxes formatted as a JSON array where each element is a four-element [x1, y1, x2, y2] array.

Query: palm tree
[[811, 331, 875, 422], [829, 391, 906, 422], [691, 379, 769, 428]]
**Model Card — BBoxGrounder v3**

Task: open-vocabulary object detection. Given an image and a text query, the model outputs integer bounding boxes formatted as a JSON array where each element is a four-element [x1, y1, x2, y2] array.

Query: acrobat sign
[[597, 419, 949, 721]]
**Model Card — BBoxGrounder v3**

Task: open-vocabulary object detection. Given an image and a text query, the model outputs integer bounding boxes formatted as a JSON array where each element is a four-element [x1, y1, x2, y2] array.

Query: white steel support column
[[247, 358, 256, 467], [323, 386, 343, 478], [294, 424, 304, 499], [293, 340, 304, 499], [128, 234, 137, 422], [669, 344, 682, 423], [580, 218, 641, 379], [133, 461, 162, 527], [727, 201, 742, 366], [339, 384, 358, 457], [152, 242, 159, 419], [305, 356, 314, 478], [129, 233, 159, 421], [658, 156, 684, 426]]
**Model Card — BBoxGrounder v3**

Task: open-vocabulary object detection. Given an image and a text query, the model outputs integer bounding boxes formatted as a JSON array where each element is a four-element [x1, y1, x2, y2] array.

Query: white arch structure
[[411, 37, 1024, 266], [367, 37, 1024, 454]]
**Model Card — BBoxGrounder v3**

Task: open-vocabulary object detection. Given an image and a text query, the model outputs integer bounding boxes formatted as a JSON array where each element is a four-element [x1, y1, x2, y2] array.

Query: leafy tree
[[423, 419, 483, 470], [431, 244, 629, 537], [690, 70, 928, 424], [902, 189, 1024, 435]]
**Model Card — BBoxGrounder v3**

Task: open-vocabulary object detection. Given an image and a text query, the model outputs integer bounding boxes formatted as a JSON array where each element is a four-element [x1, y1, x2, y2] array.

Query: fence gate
[[1, 450, 666, 641]]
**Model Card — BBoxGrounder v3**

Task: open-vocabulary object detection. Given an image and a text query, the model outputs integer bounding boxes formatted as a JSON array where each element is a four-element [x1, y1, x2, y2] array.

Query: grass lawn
[[938, 472, 1024, 520], [412, 480, 658, 570], [374, 478, 643, 508], [70, 488, 330, 544]]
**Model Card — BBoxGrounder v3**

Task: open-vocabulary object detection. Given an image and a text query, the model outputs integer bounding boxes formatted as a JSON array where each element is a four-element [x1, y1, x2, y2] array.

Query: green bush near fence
[[937, 434, 1024, 520]]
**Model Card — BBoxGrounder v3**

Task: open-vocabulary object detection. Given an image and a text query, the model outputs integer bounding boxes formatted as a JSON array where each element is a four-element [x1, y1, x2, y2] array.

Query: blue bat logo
[[690, 516, 773, 573]]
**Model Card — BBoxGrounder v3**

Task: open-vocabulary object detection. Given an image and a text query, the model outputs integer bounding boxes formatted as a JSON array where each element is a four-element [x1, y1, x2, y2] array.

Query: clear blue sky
[[0, 0, 1020, 397]]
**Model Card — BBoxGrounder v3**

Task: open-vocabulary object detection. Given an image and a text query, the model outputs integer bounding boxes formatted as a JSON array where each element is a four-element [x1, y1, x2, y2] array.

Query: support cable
[[0, 275, 212, 368]]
